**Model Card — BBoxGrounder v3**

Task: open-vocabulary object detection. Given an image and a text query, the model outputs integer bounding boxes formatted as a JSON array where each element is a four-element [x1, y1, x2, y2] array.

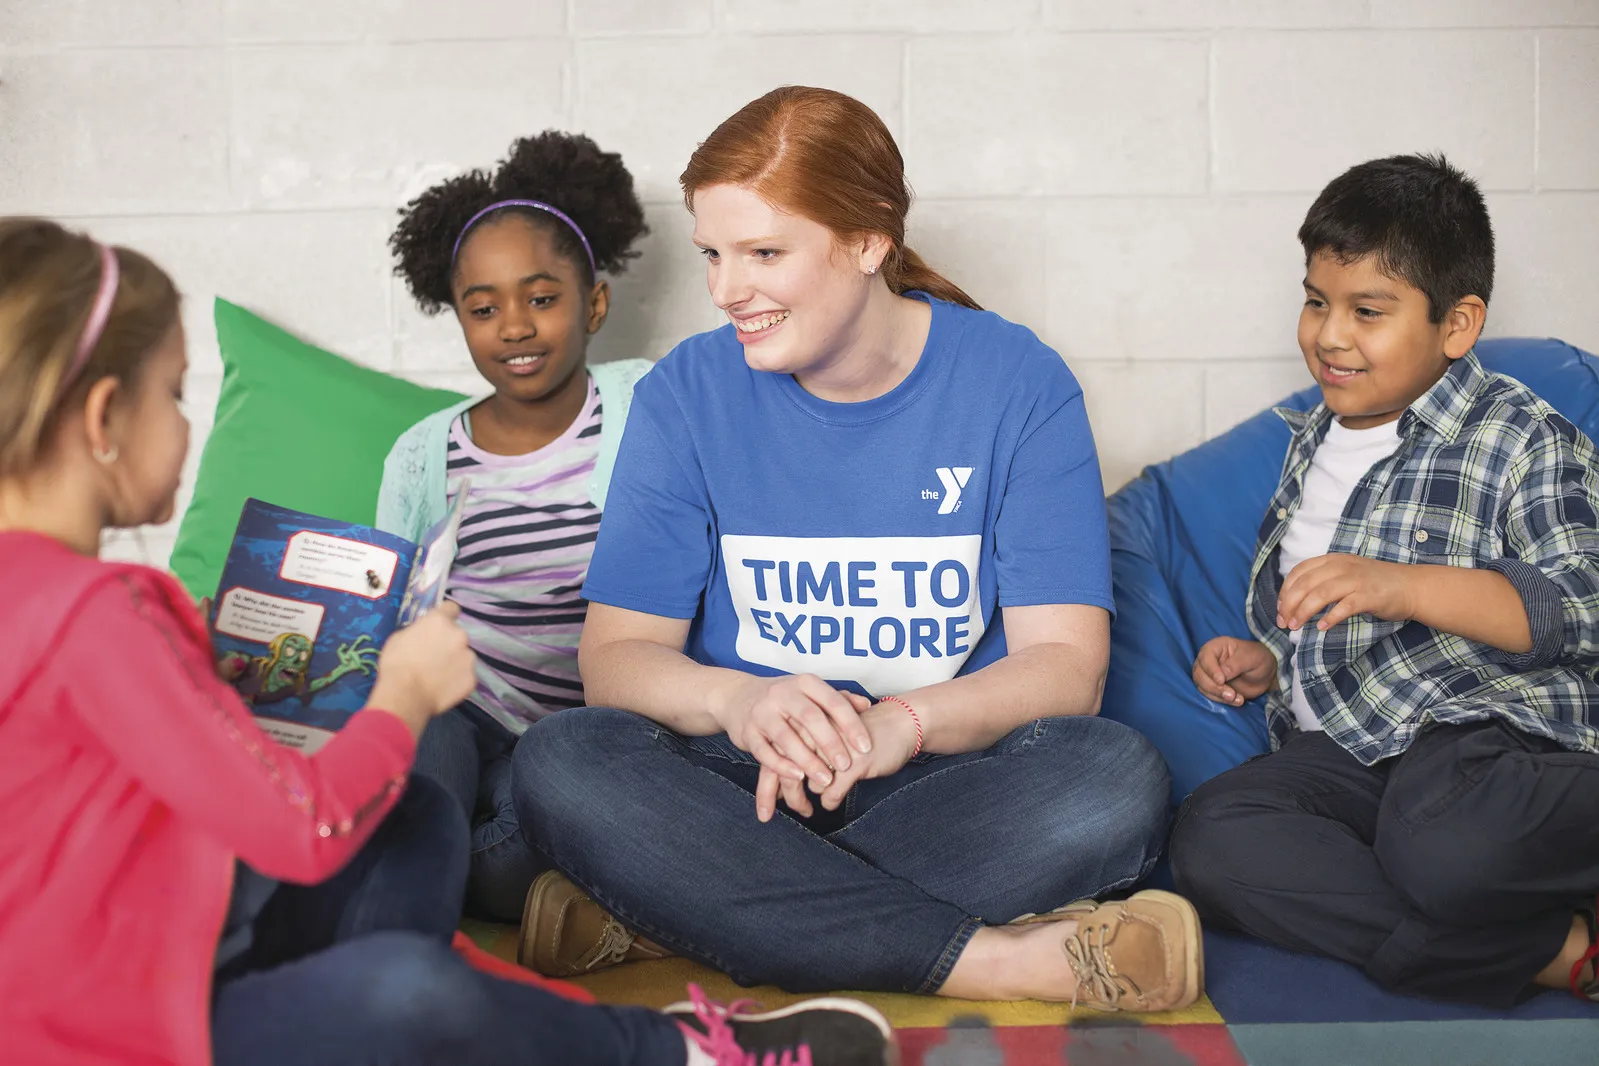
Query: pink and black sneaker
[[669, 984, 897, 1066]]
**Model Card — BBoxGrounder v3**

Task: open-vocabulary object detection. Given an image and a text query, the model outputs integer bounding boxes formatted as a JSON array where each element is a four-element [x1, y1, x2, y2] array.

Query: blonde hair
[[0, 218, 180, 478]]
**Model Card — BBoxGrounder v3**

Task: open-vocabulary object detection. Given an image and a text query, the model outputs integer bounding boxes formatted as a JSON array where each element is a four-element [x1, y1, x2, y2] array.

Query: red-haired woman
[[514, 87, 1203, 1012]]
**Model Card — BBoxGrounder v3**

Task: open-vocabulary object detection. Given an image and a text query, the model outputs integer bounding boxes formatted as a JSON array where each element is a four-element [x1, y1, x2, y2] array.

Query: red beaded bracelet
[[878, 694, 924, 757]]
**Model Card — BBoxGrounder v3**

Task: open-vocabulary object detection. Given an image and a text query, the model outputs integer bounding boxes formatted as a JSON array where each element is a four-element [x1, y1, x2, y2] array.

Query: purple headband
[[451, 199, 597, 279], [61, 244, 120, 395]]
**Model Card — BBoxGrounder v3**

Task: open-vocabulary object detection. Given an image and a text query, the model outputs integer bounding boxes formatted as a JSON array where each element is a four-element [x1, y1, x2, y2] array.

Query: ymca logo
[[922, 466, 973, 515]]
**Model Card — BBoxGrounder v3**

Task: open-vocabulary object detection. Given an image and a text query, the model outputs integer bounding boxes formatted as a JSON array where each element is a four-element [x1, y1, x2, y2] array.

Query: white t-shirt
[[1278, 418, 1403, 732]]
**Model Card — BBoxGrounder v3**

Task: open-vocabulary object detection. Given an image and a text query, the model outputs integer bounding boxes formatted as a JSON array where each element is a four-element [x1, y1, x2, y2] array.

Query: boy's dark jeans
[[1170, 721, 1599, 1006]]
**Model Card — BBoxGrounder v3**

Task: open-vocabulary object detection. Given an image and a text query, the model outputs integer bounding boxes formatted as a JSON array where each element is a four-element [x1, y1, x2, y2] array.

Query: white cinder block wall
[[2, 1, 1596, 568]]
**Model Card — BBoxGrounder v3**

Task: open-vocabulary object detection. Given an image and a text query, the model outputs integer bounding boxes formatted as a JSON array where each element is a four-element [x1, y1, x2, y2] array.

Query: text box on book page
[[216, 588, 326, 644], [281, 532, 399, 599]]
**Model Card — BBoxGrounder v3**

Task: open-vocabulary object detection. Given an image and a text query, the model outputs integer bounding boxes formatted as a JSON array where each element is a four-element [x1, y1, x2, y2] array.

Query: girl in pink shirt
[[0, 217, 891, 1066]]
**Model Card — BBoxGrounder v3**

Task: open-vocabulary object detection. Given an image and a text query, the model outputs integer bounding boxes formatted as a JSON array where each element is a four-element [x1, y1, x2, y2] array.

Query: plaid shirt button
[[1415, 529, 1430, 543], [1277, 507, 1289, 520]]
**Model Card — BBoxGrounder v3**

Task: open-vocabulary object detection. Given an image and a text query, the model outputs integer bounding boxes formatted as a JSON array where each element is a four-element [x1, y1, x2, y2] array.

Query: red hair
[[680, 86, 980, 311]]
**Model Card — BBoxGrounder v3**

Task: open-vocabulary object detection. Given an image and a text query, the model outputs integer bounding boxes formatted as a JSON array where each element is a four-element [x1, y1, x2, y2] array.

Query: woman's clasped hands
[[715, 673, 921, 822]]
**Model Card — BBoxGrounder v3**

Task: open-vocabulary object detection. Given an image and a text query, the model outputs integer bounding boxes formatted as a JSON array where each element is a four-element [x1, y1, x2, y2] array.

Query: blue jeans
[[212, 776, 685, 1066], [514, 709, 1170, 993], [415, 703, 548, 921]]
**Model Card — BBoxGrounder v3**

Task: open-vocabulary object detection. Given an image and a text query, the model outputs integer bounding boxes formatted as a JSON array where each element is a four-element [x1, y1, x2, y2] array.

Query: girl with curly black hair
[[377, 132, 652, 923]]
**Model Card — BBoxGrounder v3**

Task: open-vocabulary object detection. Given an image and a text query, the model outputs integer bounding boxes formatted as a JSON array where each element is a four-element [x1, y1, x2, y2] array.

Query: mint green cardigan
[[374, 358, 652, 543]]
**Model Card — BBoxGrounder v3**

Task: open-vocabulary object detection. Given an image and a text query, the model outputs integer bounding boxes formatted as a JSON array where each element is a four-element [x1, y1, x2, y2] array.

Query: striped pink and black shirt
[[444, 375, 602, 733]]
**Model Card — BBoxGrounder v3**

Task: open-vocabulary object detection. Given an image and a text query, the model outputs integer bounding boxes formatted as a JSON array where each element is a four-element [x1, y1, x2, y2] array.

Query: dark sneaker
[[517, 870, 672, 977], [668, 983, 897, 1066], [1013, 889, 1205, 1012]]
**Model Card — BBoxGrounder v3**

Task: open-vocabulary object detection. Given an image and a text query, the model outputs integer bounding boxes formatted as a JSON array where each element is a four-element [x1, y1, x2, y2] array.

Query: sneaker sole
[[665, 996, 899, 1064], [1129, 889, 1205, 1011]]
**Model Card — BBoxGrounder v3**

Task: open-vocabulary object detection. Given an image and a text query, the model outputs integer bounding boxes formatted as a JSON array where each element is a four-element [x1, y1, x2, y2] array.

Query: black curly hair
[[390, 131, 648, 314]]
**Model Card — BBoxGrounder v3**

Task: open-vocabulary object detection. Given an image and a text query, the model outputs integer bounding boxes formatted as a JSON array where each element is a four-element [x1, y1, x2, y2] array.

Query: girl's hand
[[1192, 636, 1278, 707], [369, 602, 477, 735]]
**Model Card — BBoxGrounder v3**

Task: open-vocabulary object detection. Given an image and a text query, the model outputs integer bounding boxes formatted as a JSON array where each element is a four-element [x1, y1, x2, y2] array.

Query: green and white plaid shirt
[[1247, 351, 1599, 764]]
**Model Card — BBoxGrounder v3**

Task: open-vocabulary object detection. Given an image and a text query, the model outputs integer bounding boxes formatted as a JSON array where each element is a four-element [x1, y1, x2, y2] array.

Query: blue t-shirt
[[583, 295, 1112, 699]]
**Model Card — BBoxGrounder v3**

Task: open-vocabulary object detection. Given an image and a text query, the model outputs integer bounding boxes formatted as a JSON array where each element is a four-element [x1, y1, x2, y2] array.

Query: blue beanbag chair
[[1102, 338, 1599, 806]]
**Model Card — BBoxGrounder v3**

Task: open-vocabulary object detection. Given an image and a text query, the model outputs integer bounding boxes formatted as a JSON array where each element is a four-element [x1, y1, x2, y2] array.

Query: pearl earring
[[94, 444, 119, 465]]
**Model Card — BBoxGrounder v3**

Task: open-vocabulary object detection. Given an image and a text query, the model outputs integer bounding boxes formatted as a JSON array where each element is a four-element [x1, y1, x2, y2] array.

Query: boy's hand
[[1278, 554, 1417, 632], [1193, 636, 1278, 707]]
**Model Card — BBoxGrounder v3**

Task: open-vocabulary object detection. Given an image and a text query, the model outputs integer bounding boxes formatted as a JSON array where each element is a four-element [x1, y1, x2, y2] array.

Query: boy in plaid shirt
[[1169, 154, 1599, 1007]]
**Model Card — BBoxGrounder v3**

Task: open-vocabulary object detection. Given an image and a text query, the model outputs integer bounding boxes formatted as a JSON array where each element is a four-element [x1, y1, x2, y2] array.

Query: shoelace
[[587, 918, 636, 971], [682, 984, 815, 1066], [1062, 921, 1123, 1011]]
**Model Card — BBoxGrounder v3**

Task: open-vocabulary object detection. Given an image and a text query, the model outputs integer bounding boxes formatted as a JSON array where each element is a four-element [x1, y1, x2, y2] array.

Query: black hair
[[1297, 153, 1494, 323], [390, 131, 648, 314]]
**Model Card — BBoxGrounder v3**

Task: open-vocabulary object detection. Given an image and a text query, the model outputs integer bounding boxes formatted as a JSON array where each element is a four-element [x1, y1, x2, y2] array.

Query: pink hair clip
[[59, 243, 120, 396]]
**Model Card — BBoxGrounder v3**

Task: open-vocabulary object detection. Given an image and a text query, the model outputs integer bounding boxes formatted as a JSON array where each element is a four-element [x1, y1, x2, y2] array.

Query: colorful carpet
[[462, 921, 1599, 1064]]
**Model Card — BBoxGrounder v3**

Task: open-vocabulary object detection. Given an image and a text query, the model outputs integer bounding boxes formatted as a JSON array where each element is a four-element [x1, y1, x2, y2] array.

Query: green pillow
[[170, 298, 465, 599]]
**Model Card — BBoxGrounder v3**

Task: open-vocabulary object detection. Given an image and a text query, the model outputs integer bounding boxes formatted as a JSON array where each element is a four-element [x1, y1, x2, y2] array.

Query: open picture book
[[207, 488, 469, 751]]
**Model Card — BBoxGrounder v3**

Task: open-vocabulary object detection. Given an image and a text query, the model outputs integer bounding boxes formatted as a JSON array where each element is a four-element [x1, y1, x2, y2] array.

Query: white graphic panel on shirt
[[721, 534, 986, 696]]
